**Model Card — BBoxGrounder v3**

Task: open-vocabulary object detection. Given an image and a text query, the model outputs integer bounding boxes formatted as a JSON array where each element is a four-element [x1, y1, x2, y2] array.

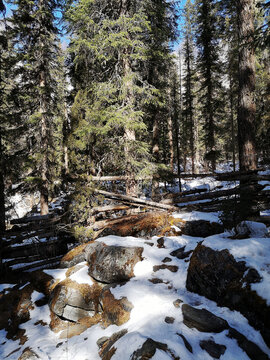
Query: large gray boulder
[[49, 279, 102, 322], [186, 243, 270, 347], [85, 242, 143, 283]]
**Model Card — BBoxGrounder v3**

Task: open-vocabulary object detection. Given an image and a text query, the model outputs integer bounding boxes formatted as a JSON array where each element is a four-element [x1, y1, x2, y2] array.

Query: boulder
[[49, 278, 102, 322], [85, 242, 143, 283], [235, 221, 269, 238], [100, 288, 133, 327], [60, 242, 93, 268], [180, 220, 223, 237], [182, 304, 229, 333], [200, 339, 226, 359], [186, 244, 270, 346]]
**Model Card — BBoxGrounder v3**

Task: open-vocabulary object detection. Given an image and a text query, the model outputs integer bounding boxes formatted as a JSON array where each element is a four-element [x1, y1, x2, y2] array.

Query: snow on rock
[[235, 221, 269, 238]]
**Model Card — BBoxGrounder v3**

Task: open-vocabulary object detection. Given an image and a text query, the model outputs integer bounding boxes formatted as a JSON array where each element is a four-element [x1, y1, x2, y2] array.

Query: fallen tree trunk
[[162, 183, 266, 205], [93, 189, 179, 211]]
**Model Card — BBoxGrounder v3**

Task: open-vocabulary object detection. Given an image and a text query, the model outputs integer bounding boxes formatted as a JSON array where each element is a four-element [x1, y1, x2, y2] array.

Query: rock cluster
[[49, 240, 143, 336]]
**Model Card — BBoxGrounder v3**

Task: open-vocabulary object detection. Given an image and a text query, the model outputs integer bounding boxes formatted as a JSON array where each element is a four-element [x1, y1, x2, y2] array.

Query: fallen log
[[163, 187, 208, 200], [9, 256, 63, 272], [89, 204, 130, 215], [93, 189, 179, 211], [2, 239, 67, 259], [10, 214, 54, 225], [162, 183, 267, 205]]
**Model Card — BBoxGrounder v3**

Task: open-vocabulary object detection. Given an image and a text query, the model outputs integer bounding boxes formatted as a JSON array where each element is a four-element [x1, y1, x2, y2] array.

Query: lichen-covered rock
[[60, 242, 93, 268], [98, 329, 128, 360], [182, 304, 229, 333], [18, 348, 39, 360], [49, 278, 102, 322], [100, 288, 133, 327], [85, 242, 143, 283], [186, 244, 270, 346], [0, 283, 34, 342]]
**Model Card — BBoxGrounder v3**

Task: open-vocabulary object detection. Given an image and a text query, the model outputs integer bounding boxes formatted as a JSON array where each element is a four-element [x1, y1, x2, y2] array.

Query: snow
[[69, 262, 94, 285], [2, 168, 270, 359], [173, 211, 221, 223], [0, 283, 15, 292]]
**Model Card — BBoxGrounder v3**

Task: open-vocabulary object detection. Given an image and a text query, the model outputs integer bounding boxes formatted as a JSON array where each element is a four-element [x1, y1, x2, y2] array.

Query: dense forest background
[[0, 0, 269, 233]]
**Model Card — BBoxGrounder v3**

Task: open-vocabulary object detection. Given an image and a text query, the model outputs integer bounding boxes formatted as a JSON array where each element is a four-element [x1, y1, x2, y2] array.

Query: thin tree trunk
[[63, 101, 69, 176], [40, 69, 49, 215], [229, 74, 236, 172], [237, 0, 258, 220], [167, 114, 174, 172], [0, 130, 5, 234]]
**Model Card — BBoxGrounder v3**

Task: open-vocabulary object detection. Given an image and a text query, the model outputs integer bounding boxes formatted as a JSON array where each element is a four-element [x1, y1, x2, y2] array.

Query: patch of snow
[[0, 284, 15, 292], [69, 262, 93, 285], [44, 268, 68, 282], [173, 211, 221, 223]]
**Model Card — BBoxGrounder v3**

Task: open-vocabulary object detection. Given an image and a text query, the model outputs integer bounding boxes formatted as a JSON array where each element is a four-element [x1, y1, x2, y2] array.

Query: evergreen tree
[[11, 0, 64, 214], [182, 0, 196, 173], [195, 0, 222, 172]]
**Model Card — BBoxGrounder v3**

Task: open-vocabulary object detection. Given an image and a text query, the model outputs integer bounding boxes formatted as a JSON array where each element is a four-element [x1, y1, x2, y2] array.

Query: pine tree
[[66, 0, 176, 196], [11, 0, 64, 214], [195, 0, 222, 172], [182, 0, 197, 173]]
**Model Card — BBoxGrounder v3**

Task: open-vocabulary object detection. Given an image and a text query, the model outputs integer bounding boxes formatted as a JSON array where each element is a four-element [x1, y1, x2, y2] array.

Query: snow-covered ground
[[1, 224, 270, 359], [1, 165, 270, 360]]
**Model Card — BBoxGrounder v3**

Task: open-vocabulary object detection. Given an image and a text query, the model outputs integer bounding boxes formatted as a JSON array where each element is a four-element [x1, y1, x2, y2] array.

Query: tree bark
[[167, 114, 174, 172], [40, 69, 49, 215], [0, 130, 5, 234], [237, 0, 258, 220], [237, 0, 257, 172]]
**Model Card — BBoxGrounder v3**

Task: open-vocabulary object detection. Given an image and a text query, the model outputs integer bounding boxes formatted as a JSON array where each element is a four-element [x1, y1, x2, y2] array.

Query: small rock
[[98, 329, 128, 360], [153, 264, 178, 273], [173, 299, 183, 308], [200, 339, 226, 359], [170, 247, 192, 260], [182, 304, 229, 333], [131, 338, 167, 360], [18, 348, 39, 360], [148, 278, 163, 284], [177, 333, 193, 353], [162, 257, 172, 263], [165, 316, 175, 324], [157, 237, 165, 248]]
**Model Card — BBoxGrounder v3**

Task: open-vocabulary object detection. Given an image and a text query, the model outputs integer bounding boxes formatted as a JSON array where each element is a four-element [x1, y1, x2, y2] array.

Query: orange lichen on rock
[[101, 288, 133, 328]]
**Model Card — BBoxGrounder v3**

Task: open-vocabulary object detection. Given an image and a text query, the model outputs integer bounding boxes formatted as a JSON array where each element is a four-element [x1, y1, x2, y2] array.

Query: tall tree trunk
[[167, 114, 174, 172], [121, 0, 137, 196], [40, 69, 49, 215], [237, 0, 257, 171], [63, 102, 69, 176], [0, 130, 5, 234], [229, 74, 236, 172], [237, 0, 258, 220]]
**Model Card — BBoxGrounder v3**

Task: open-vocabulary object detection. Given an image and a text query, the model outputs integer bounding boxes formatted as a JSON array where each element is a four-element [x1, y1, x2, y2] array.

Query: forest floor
[[1, 165, 270, 360]]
